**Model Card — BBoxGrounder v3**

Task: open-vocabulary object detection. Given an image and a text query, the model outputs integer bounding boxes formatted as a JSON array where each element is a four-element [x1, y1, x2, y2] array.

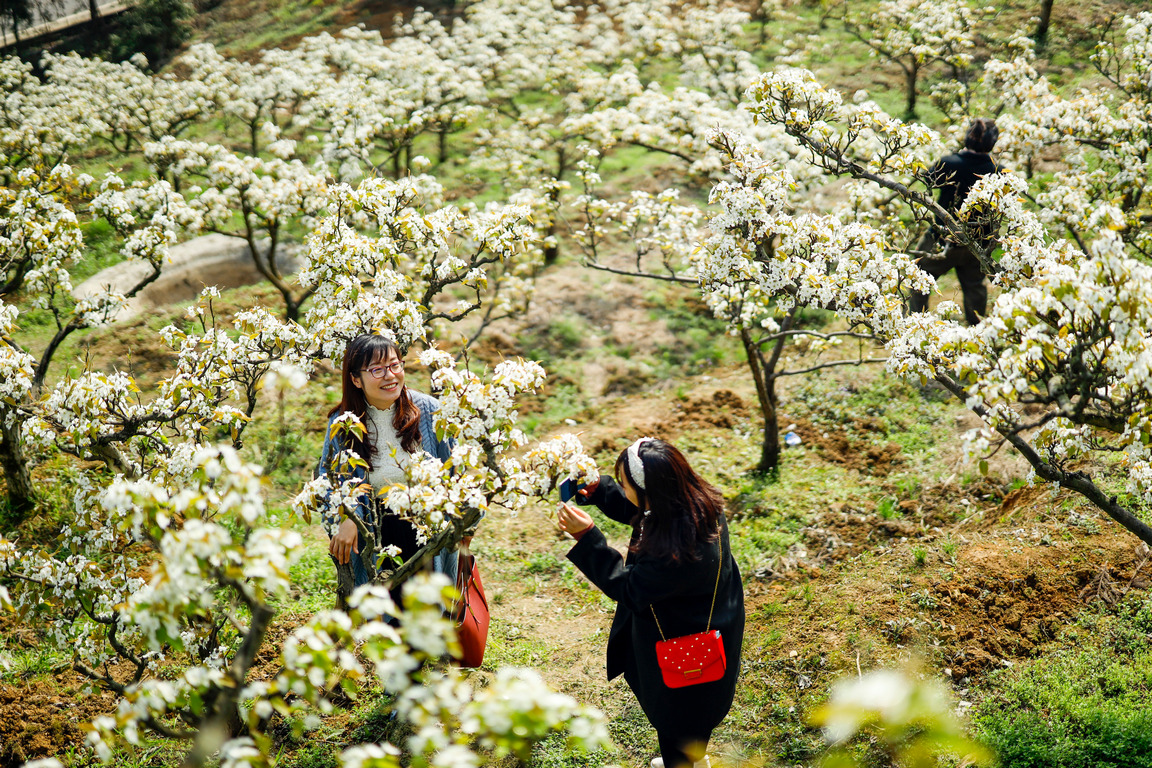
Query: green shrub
[[974, 596, 1152, 768]]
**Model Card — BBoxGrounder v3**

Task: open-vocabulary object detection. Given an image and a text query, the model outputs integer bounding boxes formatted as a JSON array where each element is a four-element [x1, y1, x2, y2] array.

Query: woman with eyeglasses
[[318, 333, 458, 598]]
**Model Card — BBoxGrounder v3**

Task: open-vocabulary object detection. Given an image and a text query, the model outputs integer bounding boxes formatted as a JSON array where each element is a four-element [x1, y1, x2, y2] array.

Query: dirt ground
[[7, 219, 1151, 767]]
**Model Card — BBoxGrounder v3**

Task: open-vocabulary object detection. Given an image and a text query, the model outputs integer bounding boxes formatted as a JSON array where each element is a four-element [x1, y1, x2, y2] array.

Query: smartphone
[[559, 478, 586, 503]]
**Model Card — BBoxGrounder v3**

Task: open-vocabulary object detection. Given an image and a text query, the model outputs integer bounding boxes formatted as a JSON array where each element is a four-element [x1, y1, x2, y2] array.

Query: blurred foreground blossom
[[812, 669, 992, 768]]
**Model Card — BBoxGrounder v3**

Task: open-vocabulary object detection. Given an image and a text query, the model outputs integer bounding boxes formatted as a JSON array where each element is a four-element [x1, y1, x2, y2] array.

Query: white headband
[[626, 437, 654, 491]]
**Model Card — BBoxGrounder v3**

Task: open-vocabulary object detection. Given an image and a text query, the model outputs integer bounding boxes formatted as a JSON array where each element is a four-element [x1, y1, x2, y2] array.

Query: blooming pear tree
[[0, 163, 201, 515], [981, 18, 1152, 259], [43, 51, 222, 157], [813, 668, 991, 767], [142, 137, 330, 322], [736, 53, 1152, 546], [2, 441, 606, 767], [298, 26, 485, 181], [692, 127, 933, 473], [574, 116, 933, 473], [179, 43, 324, 157], [1, 168, 606, 764], [603, 0, 761, 106], [298, 172, 545, 353], [0, 57, 97, 181], [843, 0, 984, 119]]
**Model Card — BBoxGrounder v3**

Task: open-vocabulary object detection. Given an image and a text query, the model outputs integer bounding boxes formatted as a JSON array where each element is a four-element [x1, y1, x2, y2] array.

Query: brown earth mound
[[926, 538, 1149, 678], [659, 389, 750, 432], [0, 674, 118, 766], [788, 416, 902, 475]]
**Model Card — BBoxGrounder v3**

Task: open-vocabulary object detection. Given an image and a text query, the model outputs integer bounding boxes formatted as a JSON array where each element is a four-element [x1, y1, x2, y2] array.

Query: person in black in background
[[909, 118, 1003, 326]]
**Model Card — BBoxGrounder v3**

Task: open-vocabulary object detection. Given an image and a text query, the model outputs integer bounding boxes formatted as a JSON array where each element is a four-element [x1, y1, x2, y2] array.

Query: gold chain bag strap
[[650, 538, 727, 688]]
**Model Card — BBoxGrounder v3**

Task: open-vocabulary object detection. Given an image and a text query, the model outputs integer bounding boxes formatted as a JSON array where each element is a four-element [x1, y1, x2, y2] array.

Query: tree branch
[[583, 259, 697, 284], [934, 374, 1152, 547], [779, 356, 888, 377]]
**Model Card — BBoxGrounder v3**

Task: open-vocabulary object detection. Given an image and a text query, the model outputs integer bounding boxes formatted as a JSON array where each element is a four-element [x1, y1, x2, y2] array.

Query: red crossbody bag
[[651, 540, 726, 688]]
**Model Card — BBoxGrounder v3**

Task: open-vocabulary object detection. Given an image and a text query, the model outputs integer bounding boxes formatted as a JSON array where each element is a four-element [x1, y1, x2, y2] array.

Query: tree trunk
[[284, 296, 300, 323], [438, 126, 450, 166], [741, 329, 781, 475], [0, 416, 35, 517], [86, 0, 103, 37], [903, 62, 919, 120], [543, 147, 568, 266], [1035, 0, 1055, 50], [333, 558, 356, 611], [543, 184, 561, 266], [180, 602, 275, 768]]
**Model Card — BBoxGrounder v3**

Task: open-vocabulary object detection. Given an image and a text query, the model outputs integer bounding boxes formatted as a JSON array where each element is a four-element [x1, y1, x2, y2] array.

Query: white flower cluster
[[299, 175, 539, 356], [0, 165, 85, 309], [0, 301, 34, 405], [237, 576, 606, 768], [698, 131, 932, 338]]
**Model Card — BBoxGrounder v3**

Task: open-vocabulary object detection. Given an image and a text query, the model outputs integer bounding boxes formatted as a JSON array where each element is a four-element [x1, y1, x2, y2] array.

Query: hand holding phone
[[559, 477, 587, 503]]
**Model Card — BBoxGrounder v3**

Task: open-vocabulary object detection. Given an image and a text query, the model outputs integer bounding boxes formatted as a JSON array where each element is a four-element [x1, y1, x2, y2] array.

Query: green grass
[[519, 317, 591, 367], [483, 618, 558, 669], [726, 463, 860, 569], [280, 540, 339, 613], [876, 496, 901, 520], [974, 595, 1152, 768], [649, 291, 744, 377], [0, 643, 70, 679], [197, 0, 349, 55], [528, 730, 617, 768]]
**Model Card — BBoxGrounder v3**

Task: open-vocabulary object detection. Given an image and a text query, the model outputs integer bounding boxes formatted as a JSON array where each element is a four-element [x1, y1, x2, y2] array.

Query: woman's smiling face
[[352, 349, 406, 410]]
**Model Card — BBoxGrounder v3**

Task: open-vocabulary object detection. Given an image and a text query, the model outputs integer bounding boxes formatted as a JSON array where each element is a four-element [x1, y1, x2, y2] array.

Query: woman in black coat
[[557, 438, 744, 768]]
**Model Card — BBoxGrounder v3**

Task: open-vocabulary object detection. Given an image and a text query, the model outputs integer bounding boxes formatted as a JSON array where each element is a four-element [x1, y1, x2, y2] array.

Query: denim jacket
[[317, 389, 457, 586]]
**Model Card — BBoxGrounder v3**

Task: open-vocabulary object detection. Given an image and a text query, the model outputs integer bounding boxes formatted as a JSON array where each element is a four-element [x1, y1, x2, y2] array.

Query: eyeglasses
[[361, 361, 404, 379]]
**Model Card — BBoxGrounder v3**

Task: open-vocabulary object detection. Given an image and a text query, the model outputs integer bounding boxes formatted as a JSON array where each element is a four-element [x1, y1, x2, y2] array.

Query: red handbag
[[652, 541, 726, 688], [452, 551, 489, 668]]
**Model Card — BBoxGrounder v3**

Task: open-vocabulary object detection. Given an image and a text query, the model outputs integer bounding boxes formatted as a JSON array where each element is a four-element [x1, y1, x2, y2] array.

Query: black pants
[[343, 505, 424, 603], [376, 511, 422, 608], [908, 231, 988, 326], [658, 728, 711, 768]]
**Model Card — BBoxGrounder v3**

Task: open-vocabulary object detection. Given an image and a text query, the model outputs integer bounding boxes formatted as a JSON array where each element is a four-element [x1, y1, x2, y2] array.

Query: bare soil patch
[[788, 416, 902, 475], [745, 515, 1150, 688], [927, 535, 1149, 677], [658, 389, 750, 433], [0, 671, 119, 766]]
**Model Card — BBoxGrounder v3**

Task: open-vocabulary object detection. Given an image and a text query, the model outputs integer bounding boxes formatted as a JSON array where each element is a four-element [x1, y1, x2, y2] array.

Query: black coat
[[566, 477, 745, 734], [928, 150, 1002, 213], [927, 149, 1003, 242]]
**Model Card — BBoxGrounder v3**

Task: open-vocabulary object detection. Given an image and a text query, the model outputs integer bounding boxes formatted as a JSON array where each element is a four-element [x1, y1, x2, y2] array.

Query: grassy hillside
[[4, 1, 1152, 767]]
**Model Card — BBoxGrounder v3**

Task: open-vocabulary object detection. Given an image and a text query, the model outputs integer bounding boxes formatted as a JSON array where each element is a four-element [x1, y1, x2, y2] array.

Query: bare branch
[[779, 356, 888, 377]]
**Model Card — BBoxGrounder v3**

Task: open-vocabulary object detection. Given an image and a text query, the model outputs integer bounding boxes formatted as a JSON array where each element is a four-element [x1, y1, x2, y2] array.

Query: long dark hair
[[616, 438, 723, 562], [328, 334, 422, 467]]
